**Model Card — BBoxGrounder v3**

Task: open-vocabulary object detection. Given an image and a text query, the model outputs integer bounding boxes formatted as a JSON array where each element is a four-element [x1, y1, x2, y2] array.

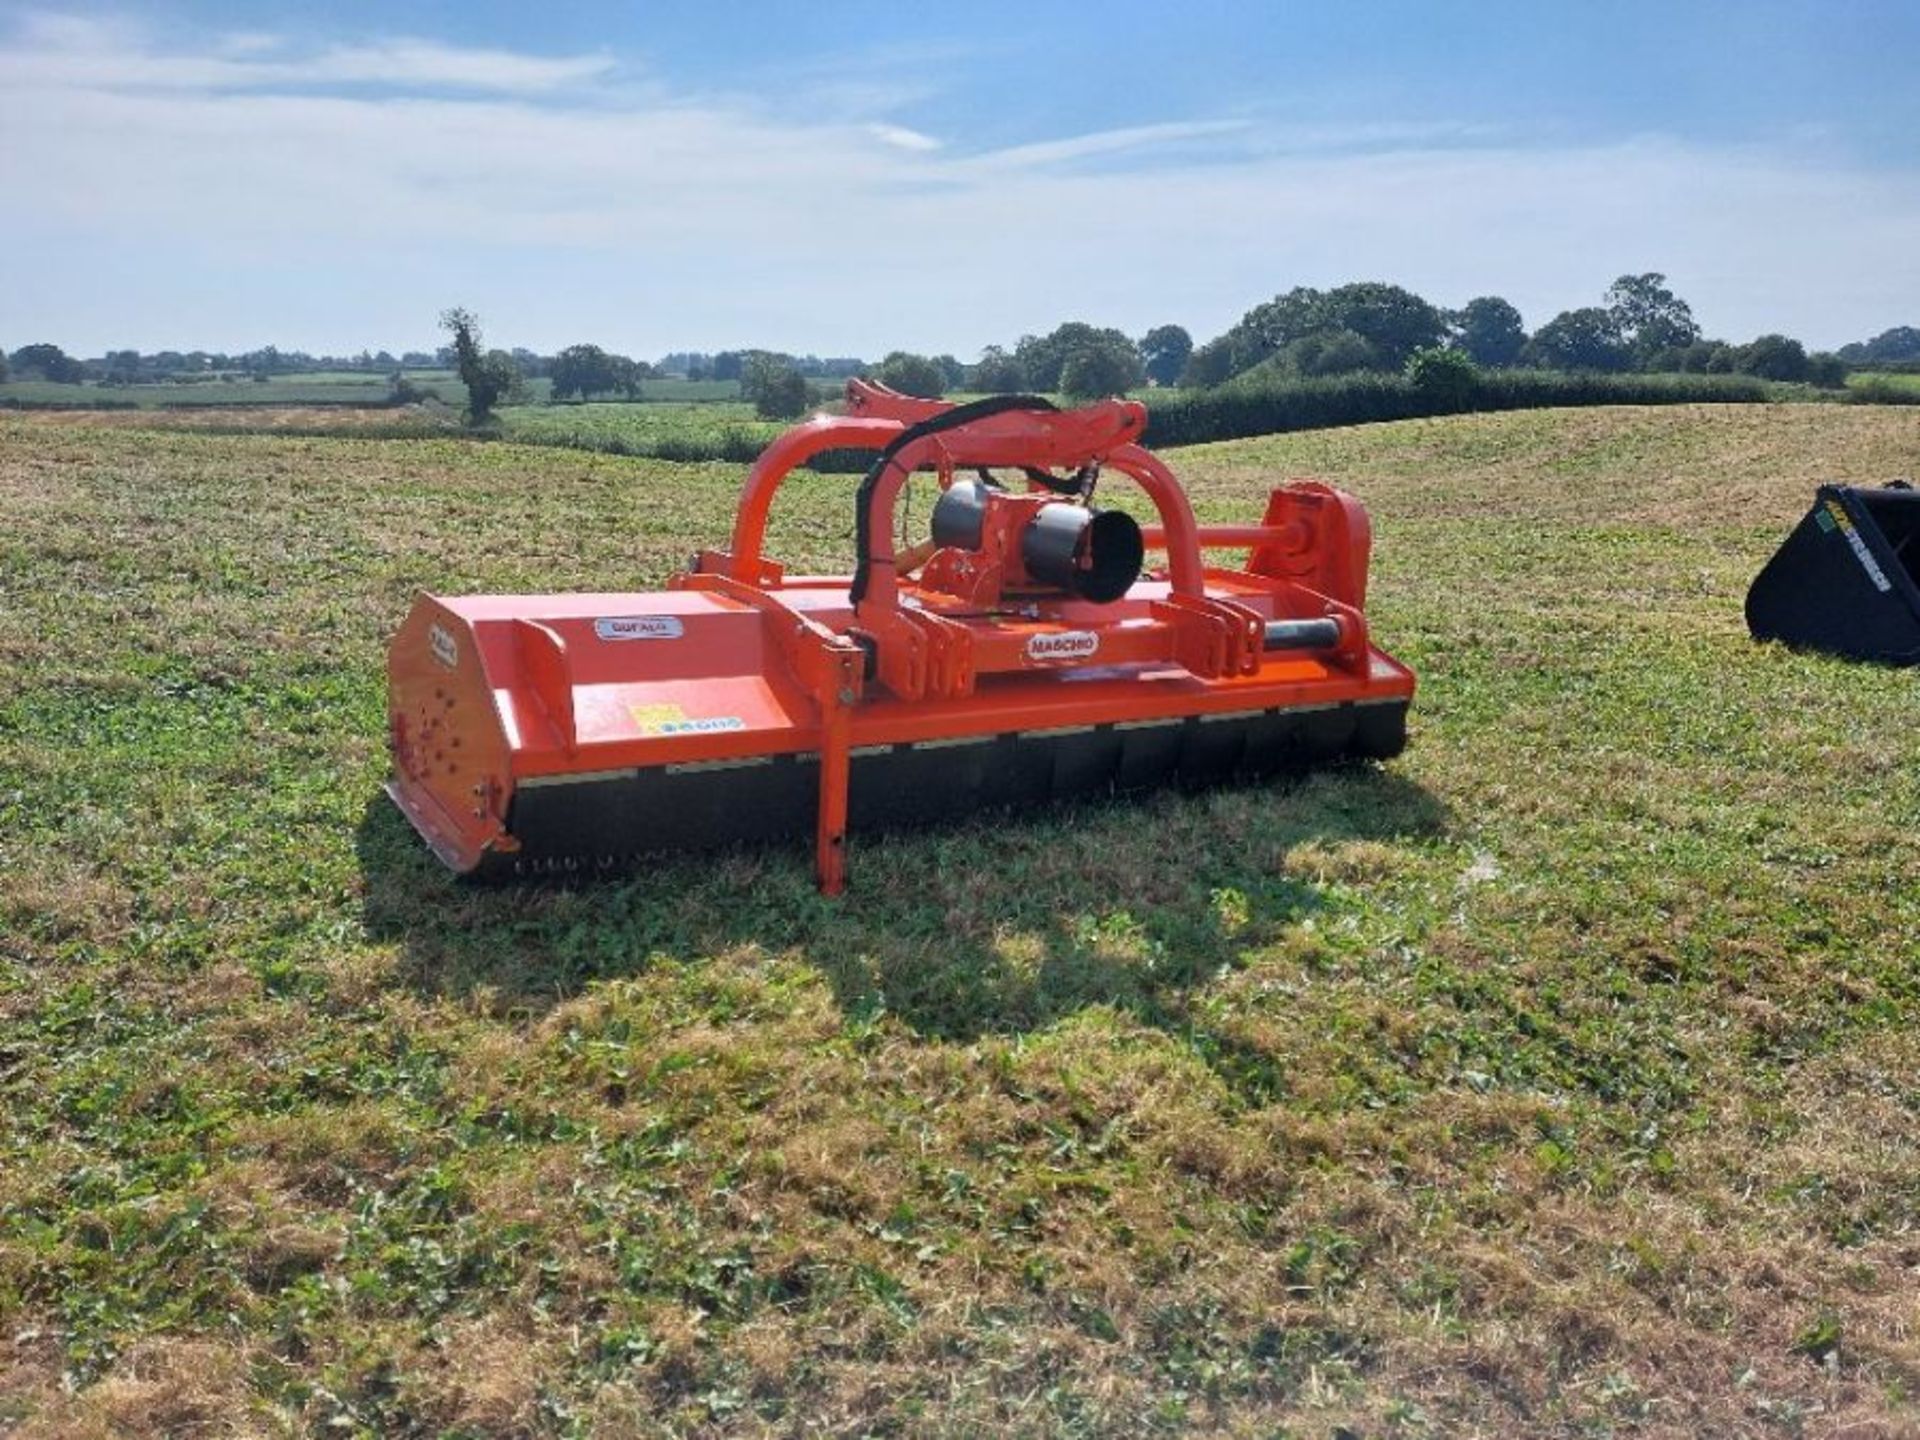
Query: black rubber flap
[[482, 699, 1410, 878], [1745, 483, 1920, 665]]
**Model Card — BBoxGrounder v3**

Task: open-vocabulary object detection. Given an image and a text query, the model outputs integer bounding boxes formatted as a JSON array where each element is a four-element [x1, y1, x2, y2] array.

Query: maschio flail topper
[[385, 381, 1416, 893]]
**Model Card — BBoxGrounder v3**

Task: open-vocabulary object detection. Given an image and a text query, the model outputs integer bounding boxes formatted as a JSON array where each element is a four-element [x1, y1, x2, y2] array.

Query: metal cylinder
[[1021, 504, 1145, 604], [1263, 617, 1343, 650], [929, 478, 996, 550]]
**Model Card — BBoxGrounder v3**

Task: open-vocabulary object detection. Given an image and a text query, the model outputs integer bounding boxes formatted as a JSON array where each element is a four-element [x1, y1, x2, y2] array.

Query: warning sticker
[[428, 622, 458, 668], [1824, 499, 1893, 593], [595, 615, 684, 641], [627, 702, 746, 737]]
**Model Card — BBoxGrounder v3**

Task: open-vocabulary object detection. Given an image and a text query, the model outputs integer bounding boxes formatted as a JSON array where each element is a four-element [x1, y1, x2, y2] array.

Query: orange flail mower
[[386, 381, 1416, 893]]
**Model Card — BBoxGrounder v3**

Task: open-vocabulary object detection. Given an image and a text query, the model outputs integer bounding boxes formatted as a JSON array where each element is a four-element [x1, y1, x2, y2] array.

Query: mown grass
[[3, 405, 1920, 1435]]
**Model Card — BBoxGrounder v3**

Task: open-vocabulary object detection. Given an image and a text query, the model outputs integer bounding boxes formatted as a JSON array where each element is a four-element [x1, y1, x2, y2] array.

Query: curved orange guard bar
[[723, 393, 1207, 600]]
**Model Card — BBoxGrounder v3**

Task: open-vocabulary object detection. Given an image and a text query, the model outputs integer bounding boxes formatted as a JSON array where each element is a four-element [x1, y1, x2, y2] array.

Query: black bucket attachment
[[1746, 482, 1920, 665]]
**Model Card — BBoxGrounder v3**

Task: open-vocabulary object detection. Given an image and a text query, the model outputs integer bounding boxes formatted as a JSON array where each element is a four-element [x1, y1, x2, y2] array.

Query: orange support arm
[[724, 415, 905, 584]]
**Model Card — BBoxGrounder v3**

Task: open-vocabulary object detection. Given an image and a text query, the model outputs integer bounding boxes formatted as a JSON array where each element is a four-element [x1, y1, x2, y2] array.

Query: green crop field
[[0, 372, 469, 409], [631, 378, 746, 403], [1849, 371, 1920, 395], [4, 404, 1920, 1435], [497, 401, 785, 461]]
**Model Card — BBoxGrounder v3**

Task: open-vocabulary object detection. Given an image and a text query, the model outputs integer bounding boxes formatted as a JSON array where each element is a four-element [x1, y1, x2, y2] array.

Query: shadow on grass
[[355, 766, 1447, 1061]]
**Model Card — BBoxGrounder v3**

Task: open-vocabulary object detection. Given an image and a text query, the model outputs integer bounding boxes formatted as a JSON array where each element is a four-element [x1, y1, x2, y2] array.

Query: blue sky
[[3, 1, 1916, 357]]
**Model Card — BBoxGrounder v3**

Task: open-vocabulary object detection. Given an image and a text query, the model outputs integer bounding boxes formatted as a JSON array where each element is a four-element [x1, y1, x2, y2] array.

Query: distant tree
[[1449, 297, 1527, 367], [1197, 282, 1444, 385], [1850, 330, 1912, 366], [744, 353, 810, 419], [103, 349, 143, 386], [1180, 335, 1240, 388], [620, 357, 653, 399], [1736, 334, 1809, 382], [969, 346, 1026, 393], [551, 344, 640, 401], [710, 351, 745, 382], [1282, 329, 1376, 376], [1805, 352, 1849, 389], [1011, 328, 1070, 390], [0, 348, 8, 383], [932, 354, 967, 389], [1524, 308, 1629, 371], [1662, 339, 1735, 373], [439, 308, 519, 424], [1059, 345, 1141, 401], [551, 344, 600, 401], [873, 351, 948, 399], [1406, 347, 1479, 408], [740, 351, 781, 402], [1013, 323, 1143, 392], [1604, 273, 1699, 365], [489, 351, 528, 405], [1313, 283, 1446, 370], [1235, 287, 1326, 367], [11, 343, 85, 384], [1138, 324, 1193, 386]]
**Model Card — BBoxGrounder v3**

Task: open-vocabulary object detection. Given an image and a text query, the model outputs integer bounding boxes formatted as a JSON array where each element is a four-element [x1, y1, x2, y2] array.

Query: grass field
[[3, 404, 1920, 1435]]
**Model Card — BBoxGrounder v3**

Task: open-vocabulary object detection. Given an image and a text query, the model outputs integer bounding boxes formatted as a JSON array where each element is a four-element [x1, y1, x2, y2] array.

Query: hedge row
[[1845, 379, 1920, 406], [503, 426, 877, 473], [0, 397, 142, 411], [1138, 370, 1775, 448]]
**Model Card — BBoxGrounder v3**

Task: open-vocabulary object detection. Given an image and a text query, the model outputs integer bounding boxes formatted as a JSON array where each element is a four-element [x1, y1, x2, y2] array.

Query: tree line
[[8, 280, 1917, 423], [1118, 275, 1869, 391]]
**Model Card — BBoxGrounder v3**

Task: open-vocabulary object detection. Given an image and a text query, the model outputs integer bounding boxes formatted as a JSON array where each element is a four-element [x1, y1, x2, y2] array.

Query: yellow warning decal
[[627, 702, 747, 737], [1823, 499, 1893, 593]]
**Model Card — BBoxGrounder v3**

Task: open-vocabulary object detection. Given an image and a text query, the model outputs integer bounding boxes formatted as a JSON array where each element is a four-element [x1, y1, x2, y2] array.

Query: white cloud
[[0, 15, 1913, 355], [967, 119, 1253, 169], [0, 10, 615, 93], [214, 31, 283, 57], [292, 39, 615, 93], [868, 122, 942, 152]]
